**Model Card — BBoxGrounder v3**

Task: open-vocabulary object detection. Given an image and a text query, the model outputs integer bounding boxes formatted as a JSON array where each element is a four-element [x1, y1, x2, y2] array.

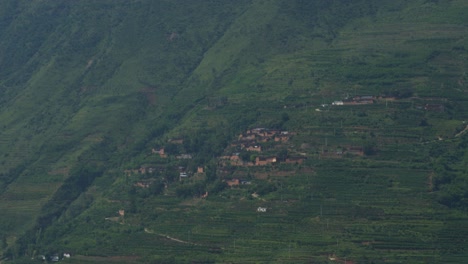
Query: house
[[362, 95, 375, 100], [124, 169, 139, 176], [255, 156, 277, 166], [239, 133, 256, 141], [257, 207, 267, 213], [168, 32, 179, 41], [133, 181, 151, 188], [169, 138, 184, 144], [240, 140, 258, 148], [179, 172, 188, 178], [63, 253, 71, 258], [152, 148, 164, 155], [230, 154, 241, 161], [136, 166, 157, 174], [347, 146, 364, 156], [354, 95, 375, 101], [219, 155, 242, 166], [51, 255, 60, 262], [274, 134, 289, 142], [118, 210, 125, 216], [134, 181, 152, 188], [332, 101, 344, 106], [197, 166, 204, 173], [176, 154, 193, 159], [238, 161, 255, 167], [343, 101, 357, 105], [226, 178, 240, 187], [220, 153, 242, 166], [257, 136, 271, 143], [263, 129, 280, 137], [245, 145, 262, 152], [378, 96, 397, 101], [352, 96, 375, 103], [424, 104, 444, 112], [249, 128, 266, 135], [320, 150, 343, 159], [285, 157, 306, 164], [358, 99, 374, 104], [152, 148, 167, 158]]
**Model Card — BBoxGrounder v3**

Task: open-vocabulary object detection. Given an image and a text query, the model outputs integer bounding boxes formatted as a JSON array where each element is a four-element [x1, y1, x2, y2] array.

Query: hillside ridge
[[0, 0, 467, 263]]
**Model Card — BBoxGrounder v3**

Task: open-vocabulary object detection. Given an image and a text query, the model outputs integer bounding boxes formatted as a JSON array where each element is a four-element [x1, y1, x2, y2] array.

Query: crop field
[[0, 0, 467, 263]]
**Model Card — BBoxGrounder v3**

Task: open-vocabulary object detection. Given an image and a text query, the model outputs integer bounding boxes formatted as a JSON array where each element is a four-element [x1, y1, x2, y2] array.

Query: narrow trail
[[455, 124, 468, 137], [144, 228, 201, 246]]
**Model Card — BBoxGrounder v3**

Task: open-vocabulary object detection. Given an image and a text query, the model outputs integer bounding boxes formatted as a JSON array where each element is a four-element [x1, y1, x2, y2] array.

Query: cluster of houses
[[332, 95, 376, 106], [329, 95, 446, 114], [226, 178, 251, 187], [124, 163, 205, 189], [37, 253, 71, 262], [237, 128, 291, 144], [219, 128, 305, 167], [319, 146, 364, 158], [151, 147, 167, 158], [125, 125, 370, 191], [127, 123, 369, 189], [151, 148, 194, 160], [423, 104, 445, 112], [124, 165, 163, 176]]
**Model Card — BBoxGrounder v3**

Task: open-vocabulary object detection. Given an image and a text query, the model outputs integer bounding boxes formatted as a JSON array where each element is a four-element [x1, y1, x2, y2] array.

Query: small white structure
[[63, 253, 71, 258], [332, 101, 344, 106], [257, 207, 267, 213]]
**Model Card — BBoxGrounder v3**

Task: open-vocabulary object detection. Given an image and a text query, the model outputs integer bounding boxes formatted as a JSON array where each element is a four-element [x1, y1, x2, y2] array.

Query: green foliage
[[175, 182, 206, 198], [433, 136, 468, 209], [0, 0, 467, 262]]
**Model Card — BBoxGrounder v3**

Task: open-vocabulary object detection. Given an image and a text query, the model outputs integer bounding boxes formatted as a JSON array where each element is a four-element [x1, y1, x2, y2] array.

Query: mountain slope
[[0, 0, 467, 263], [0, 0, 251, 253]]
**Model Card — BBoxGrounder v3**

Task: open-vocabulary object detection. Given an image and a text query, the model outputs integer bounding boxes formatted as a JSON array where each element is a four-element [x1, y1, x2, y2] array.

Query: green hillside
[[0, 0, 467, 263]]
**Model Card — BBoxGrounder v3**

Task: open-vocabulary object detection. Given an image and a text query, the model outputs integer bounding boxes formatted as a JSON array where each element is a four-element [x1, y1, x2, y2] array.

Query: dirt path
[[144, 228, 200, 246], [455, 124, 468, 137], [73, 255, 140, 263]]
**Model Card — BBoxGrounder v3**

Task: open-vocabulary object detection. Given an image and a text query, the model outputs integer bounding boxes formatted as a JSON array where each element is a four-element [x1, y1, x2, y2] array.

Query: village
[[311, 94, 446, 113], [105, 91, 456, 264], [122, 123, 375, 195], [118, 92, 451, 200]]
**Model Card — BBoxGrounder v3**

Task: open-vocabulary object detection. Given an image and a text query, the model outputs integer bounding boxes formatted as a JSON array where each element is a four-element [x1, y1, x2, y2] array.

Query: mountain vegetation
[[0, 0, 467, 263]]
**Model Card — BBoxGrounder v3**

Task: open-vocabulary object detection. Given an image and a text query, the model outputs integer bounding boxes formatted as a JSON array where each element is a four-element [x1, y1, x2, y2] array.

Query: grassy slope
[[51, 1, 468, 263], [0, 0, 467, 263], [0, 0, 250, 253]]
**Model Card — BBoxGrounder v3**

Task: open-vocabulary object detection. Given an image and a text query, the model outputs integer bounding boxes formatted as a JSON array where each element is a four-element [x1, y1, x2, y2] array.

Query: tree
[[1, 234, 7, 249], [209, 180, 227, 194], [150, 180, 165, 195], [363, 141, 377, 155], [277, 148, 288, 162]]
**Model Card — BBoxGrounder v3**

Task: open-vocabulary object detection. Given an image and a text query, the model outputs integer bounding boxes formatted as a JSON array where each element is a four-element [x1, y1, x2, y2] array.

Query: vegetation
[[0, 0, 467, 263]]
